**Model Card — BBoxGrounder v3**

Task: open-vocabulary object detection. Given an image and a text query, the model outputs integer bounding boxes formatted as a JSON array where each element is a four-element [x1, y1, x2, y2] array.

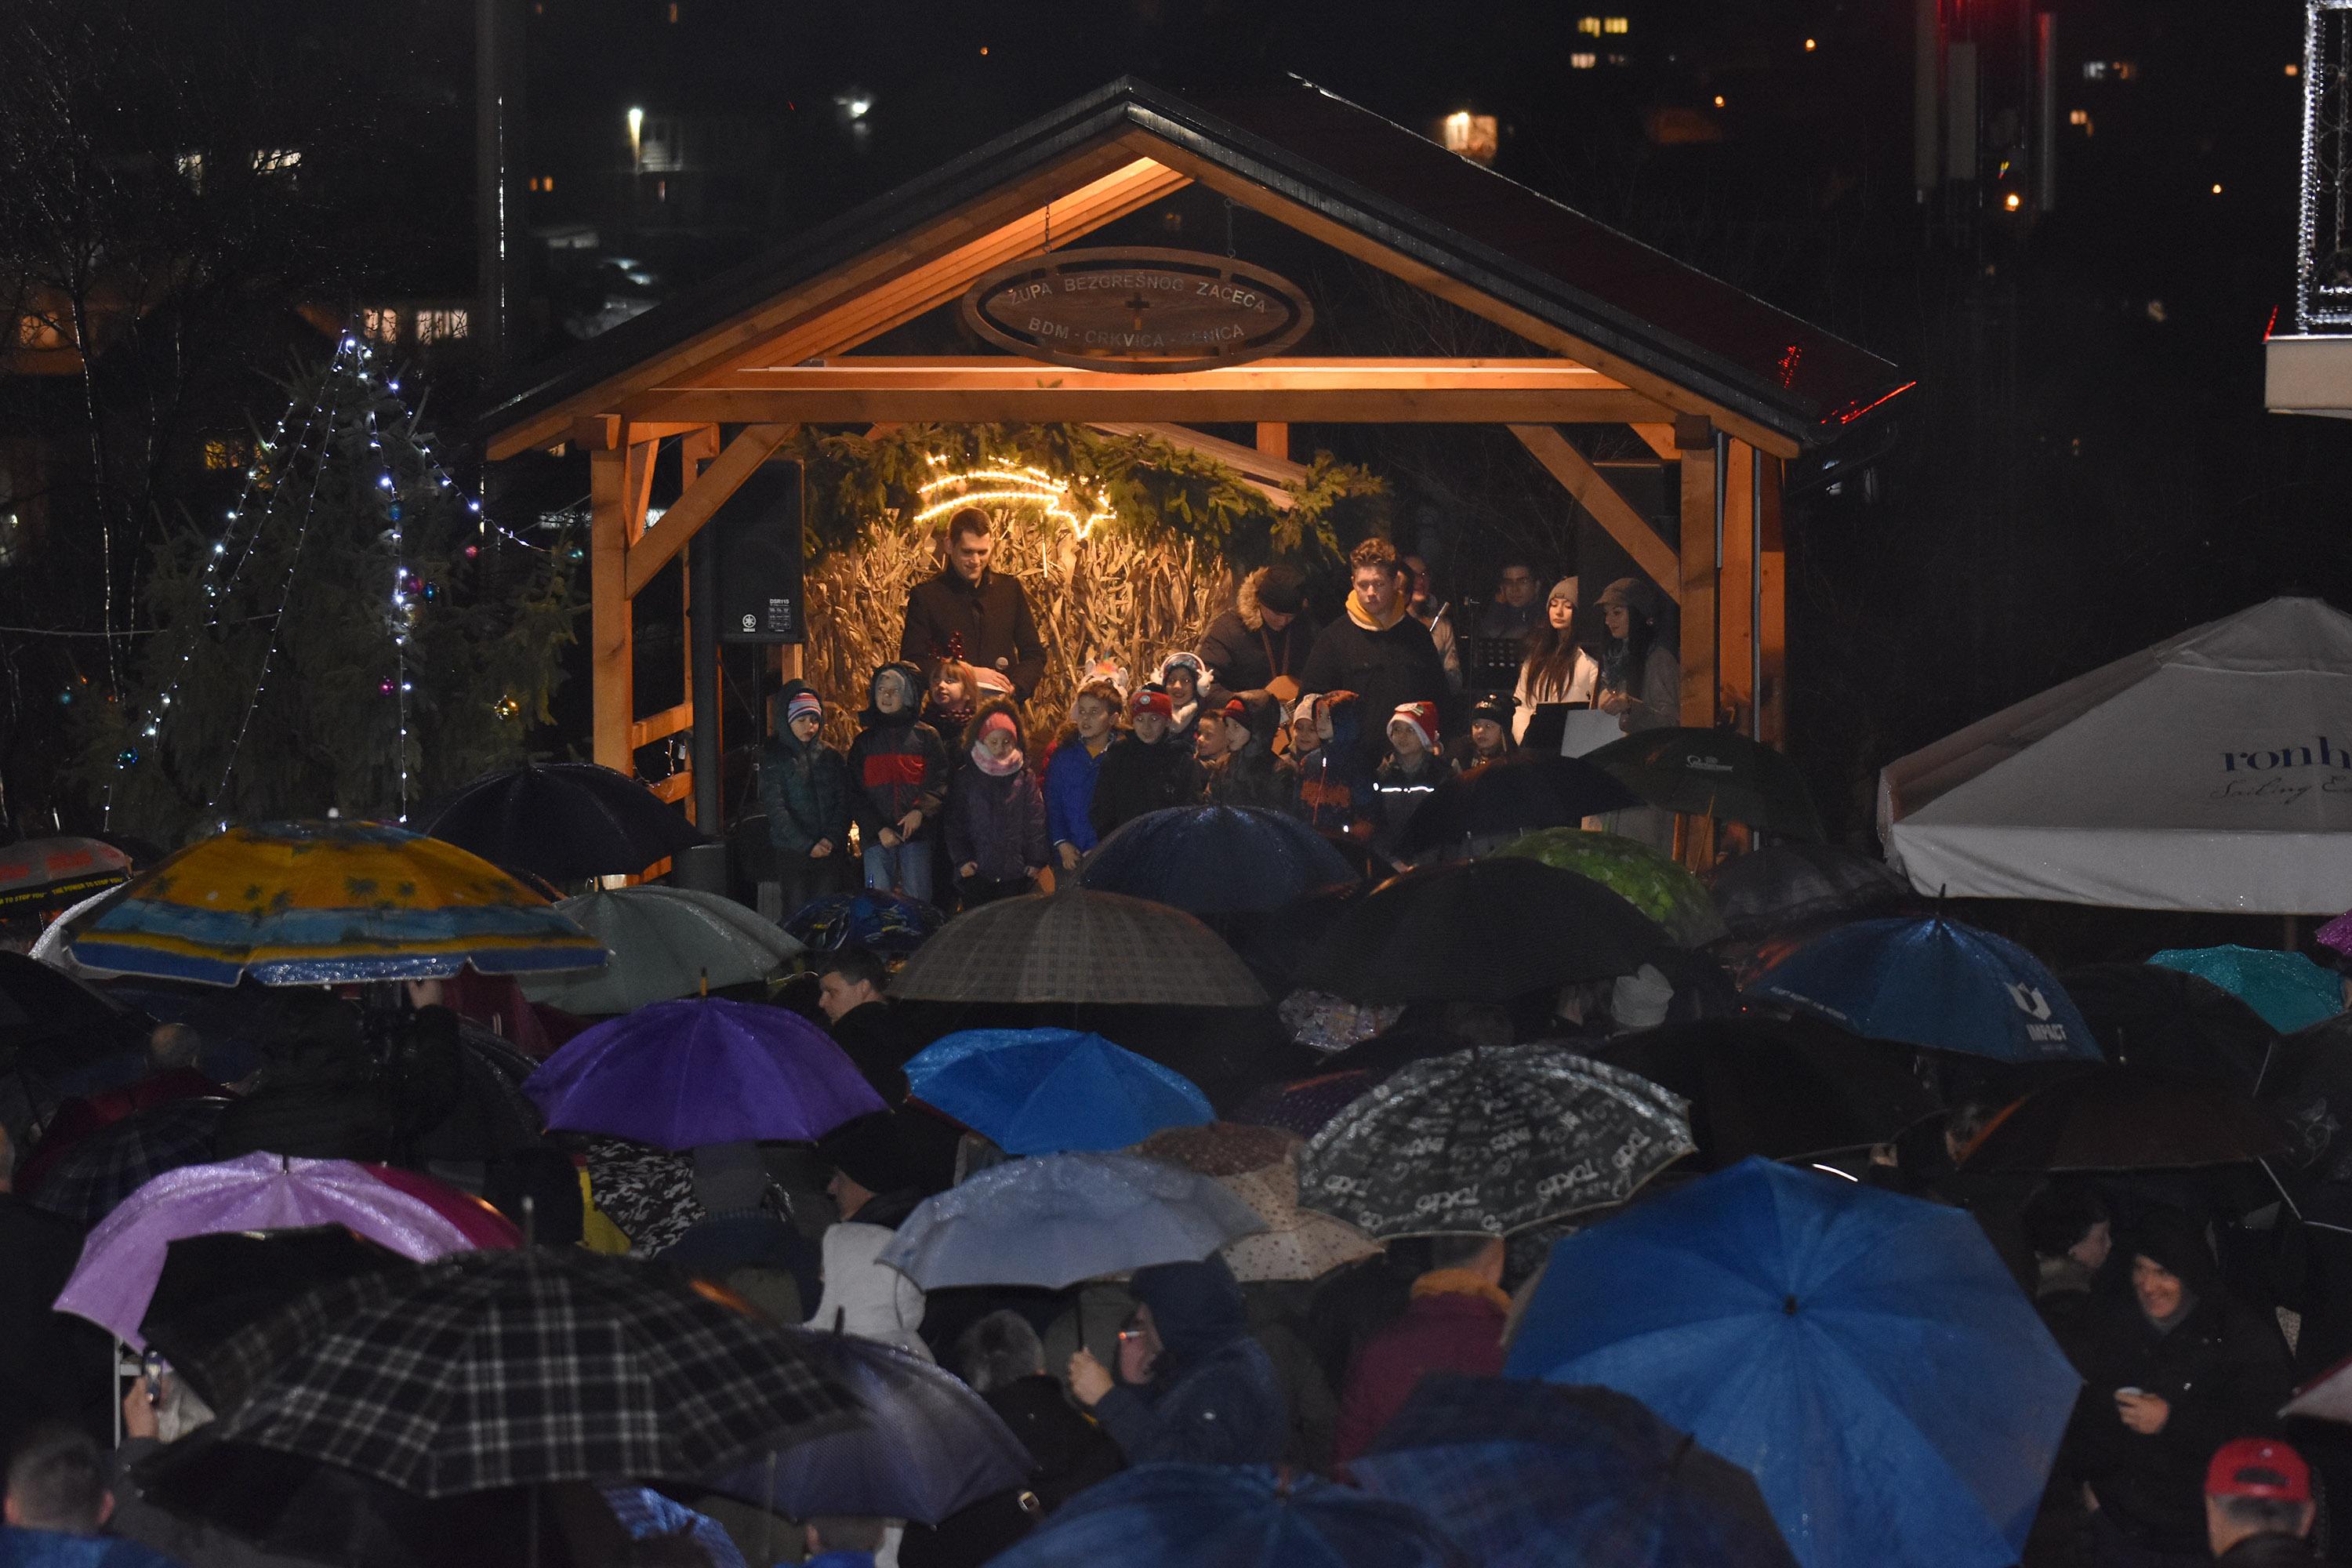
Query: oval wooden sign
[[960, 247, 1314, 373]]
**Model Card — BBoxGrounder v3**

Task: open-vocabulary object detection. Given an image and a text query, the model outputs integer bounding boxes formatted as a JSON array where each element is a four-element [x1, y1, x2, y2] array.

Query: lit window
[[1570, 53, 1598, 69], [2067, 108, 2088, 125], [2211, 183, 2223, 194], [2112, 61, 2136, 79], [1712, 93, 1726, 107], [2288, 62, 2301, 77], [251, 149, 301, 175], [1803, 37, 1817, 52], [1607, 53, 1628, 66], [1602, 16, 1628, 34], [1439, 111, 1499, 163], [2082, 61, 2107, 80], [14, 314, 64, 350], [175, 151, 204, 190], [413, 308, 470, 344], [666, 1, 679, 18], [203, 438, 249, 471], [1577, 16, 1601, 34], [362, 307, 401, 343], [2004, 192, 2022, 211]]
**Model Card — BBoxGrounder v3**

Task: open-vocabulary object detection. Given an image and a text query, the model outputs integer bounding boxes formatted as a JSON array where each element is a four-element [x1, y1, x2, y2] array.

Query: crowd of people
[[759, 510, 1687, 914]]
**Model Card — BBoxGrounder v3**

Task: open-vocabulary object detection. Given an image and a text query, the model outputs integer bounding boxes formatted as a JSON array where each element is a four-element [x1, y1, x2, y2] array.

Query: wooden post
[[1255, 423, 1289, 460], [1675, 417, 1719, 870], [1674, 417, 1719, 729], [589, 447, 633, 774], [1720, 441, 1758, 735], [1759, 452, 1788, 746]]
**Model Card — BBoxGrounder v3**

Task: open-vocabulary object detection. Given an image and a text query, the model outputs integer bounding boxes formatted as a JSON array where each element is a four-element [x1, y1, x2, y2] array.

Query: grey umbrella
[[887, 887, 1265, 1008]]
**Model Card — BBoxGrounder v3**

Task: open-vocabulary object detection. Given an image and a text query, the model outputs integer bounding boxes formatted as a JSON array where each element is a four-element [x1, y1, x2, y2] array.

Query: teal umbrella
[[2147, 946, 2343, 1034]]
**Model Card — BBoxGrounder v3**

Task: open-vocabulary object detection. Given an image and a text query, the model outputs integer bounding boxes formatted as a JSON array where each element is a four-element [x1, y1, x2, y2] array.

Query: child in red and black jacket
[[846, 662, 949, 904]]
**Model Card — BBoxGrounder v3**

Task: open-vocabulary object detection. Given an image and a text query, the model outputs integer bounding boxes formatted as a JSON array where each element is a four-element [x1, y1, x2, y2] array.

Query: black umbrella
[[421, 762, 702, 881], [1702, 843, 1912, 940], [175, 1249, 854, 1497], [1962, 1065, 2295, 1174], [1294, 858, 1671, 1004], [1396, 755, 1640, 856], [2257, 1012, 2352, 1183], [1589, 1017, 1943, 1169], [0, 949, 141, 1055], [140, 1227, 411, 1407], [2058, 964, 2278, 1091], [30, 1096, 230, 1223], [1586, 728, 1825, 840]]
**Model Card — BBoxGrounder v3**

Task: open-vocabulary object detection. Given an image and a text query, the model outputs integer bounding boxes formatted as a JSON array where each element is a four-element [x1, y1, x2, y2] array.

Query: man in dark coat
[[1331, 1235, 1508, 1462], [1199, 565, 1314, 711], [816, 946, 910, 1105], [1065, 1255, 1287, 1466], [898, 508, 1047, 701], [0, 1131, 112, 1455], [2068, 1216, 2293, 1563], [1297, 539, 1451, 771]]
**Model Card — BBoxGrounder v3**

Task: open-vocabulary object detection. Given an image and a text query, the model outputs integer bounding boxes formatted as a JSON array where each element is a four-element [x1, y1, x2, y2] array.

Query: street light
[[627, 106, 644, 172]]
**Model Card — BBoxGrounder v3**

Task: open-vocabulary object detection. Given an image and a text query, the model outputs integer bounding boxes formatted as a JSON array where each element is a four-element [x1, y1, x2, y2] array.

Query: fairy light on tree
[[80, 336, 580, 844]]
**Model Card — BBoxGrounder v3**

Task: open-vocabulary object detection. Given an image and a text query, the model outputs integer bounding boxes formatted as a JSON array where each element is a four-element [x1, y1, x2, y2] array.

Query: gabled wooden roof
[[481, 77, 1906, 461]]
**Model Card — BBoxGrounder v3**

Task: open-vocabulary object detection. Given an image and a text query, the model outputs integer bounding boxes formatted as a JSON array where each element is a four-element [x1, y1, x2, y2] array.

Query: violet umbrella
[[53, 1151, 509, 1348], [524, 996, 885, 1150]]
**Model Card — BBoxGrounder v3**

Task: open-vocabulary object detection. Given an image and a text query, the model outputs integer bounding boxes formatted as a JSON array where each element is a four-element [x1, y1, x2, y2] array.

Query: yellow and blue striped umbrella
[[65, 821, 607, 986]]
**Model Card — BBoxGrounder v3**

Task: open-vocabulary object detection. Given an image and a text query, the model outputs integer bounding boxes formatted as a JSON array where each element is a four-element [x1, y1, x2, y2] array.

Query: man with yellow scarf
[[1297, 538, 1454, 772]]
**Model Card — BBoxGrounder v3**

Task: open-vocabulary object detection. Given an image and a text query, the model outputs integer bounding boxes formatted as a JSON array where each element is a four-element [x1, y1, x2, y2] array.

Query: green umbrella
[[1585, 728, 1826, 840], [1494, 829, 1726, 946]]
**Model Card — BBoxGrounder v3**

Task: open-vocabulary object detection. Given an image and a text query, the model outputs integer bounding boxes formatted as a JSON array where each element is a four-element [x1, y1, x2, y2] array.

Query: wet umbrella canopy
[[1080, 804, 1356, 913], [1585, 728, 1826, 840], [1396, 754, 1640, 857], [1492, 828, 1726, 946], [1506, 1159, 2080, 1568], [890, 887, 1265, 1007], [1960, 1065, 2295, 1173], [421, 761, 703, 881], [989, 1462, 1468, 1568], [521, 885, 802, 1015], [1298, 1044, 1693, 1239], [1702, 841, 1911, 940], [906, 1027, 1214, 1154]]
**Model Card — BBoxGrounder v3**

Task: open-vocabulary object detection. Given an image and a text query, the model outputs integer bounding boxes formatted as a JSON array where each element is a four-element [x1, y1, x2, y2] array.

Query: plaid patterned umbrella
[[181, 1248, 855, 1497], [31, 1096, 230, 1224], [889, 888, 1265, 1007], [62, 820, 607, 986]]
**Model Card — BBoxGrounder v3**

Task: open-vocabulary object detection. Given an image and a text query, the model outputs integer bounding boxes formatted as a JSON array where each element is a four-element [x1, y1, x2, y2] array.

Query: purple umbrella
[[524, 996, 885, 1150], [53, 1152, 498, 1348]]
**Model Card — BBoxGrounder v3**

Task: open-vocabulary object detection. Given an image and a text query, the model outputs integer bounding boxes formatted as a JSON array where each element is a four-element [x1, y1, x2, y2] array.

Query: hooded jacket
[[846, 663, 950, 841], [808, 1221, 932, 1361], [2067, 1221, 2293, 1552], [1297, 596, 1453, 770], [759, 681, 852, 855], [1092, 1256, 1287, 1466], [1089, 731, 1200, 840], [1200, 568, 1316, 703], [1295, 693, 1376, 839]]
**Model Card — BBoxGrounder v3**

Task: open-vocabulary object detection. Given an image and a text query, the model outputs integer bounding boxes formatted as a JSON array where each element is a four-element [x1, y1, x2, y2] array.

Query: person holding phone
[[2067, 1219, 2291, 1563], [1063, 1257, 1286, 1467]]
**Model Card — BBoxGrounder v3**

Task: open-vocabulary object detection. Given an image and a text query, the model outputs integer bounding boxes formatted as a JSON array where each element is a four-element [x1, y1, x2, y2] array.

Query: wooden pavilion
[[480, 78, 1907, 812]]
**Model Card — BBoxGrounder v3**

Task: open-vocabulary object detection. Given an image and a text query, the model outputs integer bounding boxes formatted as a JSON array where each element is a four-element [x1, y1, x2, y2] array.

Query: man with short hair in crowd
[[816, 946, 909, 1105], [1475, 558, 1543, 641], [2204, 1437, 2317, 1565], [898, 507, 1047, 701], [1297, 539, 1453, 772], [2, 1422, 176, 1566]]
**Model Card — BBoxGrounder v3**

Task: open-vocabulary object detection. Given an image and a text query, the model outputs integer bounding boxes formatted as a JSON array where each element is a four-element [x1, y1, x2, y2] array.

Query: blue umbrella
[[1080, 805, 1356, 914], [1349, 1375, 1796, 1568], [1504, 1159, 2079, 1568], [1746, 915, 2099, 1063], [989, 1463, 1467, 1568], [523, 997, 885, 1149], [877, 1152, 1265, 1290], [904, 1028, 1214, 1154], [710, 1331, 1033, 1525], [782, 890, 943, 954], [2147, 945, 2344, 1034]]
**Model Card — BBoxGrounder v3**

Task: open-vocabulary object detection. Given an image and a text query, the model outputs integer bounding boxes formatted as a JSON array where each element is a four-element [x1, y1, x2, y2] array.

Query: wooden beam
[[623, 387, 1666, 426], [571, 415, 622, 452], [622, 437, 659, 546], [1256, 423, 1290, 461], [623, 423, 794, 598], [629, 699, 693, 751], [1131, 134, 1804, 459], [1720, 441, 1757, 736], [1087, 421, 1305, 509], [1507, 425, 1681, 603], [1759, 452, 1788, 746], [1631, 423, 1679, 460], [488, 149, 1188, 459], [589, 448, 633, 773], [647, 773, 692, 804], [1676, 425, 1719, 733]]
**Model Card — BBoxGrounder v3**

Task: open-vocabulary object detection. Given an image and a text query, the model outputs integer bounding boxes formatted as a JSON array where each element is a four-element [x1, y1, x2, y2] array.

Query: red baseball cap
[[2205, 1437, 2311, 1502]]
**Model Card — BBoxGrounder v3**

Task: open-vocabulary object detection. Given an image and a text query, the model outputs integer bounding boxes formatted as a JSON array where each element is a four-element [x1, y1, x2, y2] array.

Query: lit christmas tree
[[82, 336, 578, 844]]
